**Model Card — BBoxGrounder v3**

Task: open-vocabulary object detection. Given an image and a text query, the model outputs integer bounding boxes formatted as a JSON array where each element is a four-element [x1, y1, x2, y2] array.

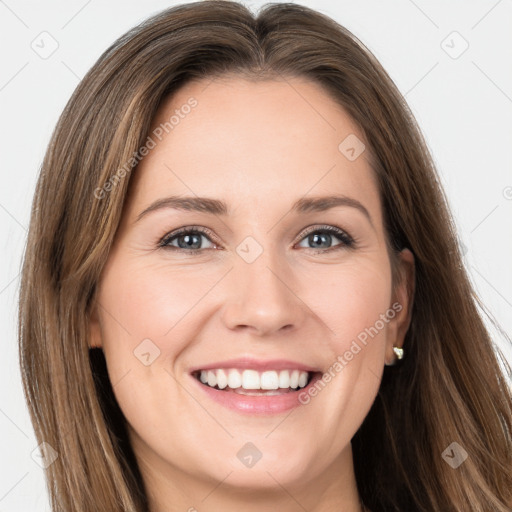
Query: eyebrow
[[135, 194, 374, 227]]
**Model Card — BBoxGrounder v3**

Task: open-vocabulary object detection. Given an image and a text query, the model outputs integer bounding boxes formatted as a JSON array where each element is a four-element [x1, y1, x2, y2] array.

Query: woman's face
[[90, 75, 414, 506]]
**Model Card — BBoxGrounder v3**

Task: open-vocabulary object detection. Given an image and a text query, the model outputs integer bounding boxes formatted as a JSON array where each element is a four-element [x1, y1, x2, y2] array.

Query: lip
[[188, 357, 321, 374], [190, 369, 323, 415]]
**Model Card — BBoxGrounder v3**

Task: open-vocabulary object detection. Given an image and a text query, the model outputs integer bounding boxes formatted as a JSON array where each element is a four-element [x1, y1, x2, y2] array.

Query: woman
[[18, 1, 512, 511]]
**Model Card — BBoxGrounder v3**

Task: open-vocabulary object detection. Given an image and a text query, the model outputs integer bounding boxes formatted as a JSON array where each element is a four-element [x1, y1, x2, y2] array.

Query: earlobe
[[385, 248, 415, 365]]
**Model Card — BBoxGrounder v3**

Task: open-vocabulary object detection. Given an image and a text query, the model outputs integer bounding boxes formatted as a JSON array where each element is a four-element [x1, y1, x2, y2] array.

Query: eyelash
[[158, 224, 356, 255]]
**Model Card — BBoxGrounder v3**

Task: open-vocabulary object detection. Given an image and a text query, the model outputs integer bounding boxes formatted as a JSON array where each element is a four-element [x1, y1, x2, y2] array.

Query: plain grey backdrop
[[1, 0, 511, 509]]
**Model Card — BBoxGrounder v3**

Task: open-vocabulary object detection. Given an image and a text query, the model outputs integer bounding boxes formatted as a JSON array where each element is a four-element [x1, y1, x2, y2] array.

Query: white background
[[1, 0, 511, 509]]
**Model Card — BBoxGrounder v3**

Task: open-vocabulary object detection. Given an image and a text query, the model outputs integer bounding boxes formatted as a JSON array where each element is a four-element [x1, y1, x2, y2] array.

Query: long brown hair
[[18, 1, 512, 510]]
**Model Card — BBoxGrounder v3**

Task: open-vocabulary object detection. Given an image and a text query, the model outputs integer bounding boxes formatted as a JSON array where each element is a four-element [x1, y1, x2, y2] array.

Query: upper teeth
[[198, 369, 310, 390]]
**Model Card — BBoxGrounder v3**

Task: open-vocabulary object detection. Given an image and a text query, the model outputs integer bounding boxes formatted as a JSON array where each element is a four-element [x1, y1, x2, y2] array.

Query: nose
[[220, 249, 305, 337]]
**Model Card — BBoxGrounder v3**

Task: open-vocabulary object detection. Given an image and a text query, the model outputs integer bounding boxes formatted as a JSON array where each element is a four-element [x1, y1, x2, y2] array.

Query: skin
[[90, 75, 415, 512]]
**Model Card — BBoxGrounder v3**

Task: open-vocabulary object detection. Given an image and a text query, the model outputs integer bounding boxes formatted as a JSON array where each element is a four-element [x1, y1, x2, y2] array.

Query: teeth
[[278, 370, 290, 388], [207, 370, 217, 388], [243, 369, 260, 389], [227, 369, 242, 389], [197, 368, 311, 391], [290, 370, 299, 389], [260, 371, 279, 390], [216, 369, 228, 389]]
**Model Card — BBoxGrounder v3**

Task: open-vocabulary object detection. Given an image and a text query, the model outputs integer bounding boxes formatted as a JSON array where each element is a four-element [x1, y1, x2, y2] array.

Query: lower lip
[[190, 372, 322, 415]]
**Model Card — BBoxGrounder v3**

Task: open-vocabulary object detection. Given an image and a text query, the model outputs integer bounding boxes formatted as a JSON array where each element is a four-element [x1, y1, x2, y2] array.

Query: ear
[[89, 299, 103, 349], [385, 248, 415, 365]]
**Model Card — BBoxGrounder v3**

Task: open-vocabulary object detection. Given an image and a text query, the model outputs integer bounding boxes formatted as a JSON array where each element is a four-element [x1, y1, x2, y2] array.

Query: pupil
[[310, 233, 330, 248], [179, 233, 201, 249]]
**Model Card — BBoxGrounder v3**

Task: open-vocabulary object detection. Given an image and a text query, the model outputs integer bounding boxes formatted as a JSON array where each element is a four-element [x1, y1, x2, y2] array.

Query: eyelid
[[299, 223, 350, 239], [159, 225, 220, 247], [296, 224, 355, 248], [158, 223, 356, 253]]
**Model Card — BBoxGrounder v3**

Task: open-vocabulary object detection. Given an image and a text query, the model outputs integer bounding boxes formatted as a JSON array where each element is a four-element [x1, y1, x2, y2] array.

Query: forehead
[[126, 75, 380, 222]]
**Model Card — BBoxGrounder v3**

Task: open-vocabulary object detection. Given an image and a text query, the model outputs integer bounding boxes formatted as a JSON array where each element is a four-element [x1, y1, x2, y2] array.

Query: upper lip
[[189, 357, 321, 374]]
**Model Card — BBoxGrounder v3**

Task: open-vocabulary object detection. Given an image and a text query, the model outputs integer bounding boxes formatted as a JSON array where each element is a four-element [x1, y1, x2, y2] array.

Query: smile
[[194, 368, 311, 392], [190, 366, 323, 415]]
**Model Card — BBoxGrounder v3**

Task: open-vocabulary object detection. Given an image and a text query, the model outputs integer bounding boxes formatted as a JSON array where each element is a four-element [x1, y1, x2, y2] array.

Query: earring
[[393, 346, 404, 360], [385, 346, 404, 366]]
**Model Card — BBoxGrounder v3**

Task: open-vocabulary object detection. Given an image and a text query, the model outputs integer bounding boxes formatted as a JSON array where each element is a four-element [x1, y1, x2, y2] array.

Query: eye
[[158, 224, 355, 254], [296, 225, 355, 252], [159, 226, 217, 252]]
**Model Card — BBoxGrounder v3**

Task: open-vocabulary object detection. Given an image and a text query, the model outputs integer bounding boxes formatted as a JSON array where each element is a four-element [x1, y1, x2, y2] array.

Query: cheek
[[94, 255, 228, 420], [299, 257, 393, 355], [98, 256, 220, 347], [94, 257, 218, 442]]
